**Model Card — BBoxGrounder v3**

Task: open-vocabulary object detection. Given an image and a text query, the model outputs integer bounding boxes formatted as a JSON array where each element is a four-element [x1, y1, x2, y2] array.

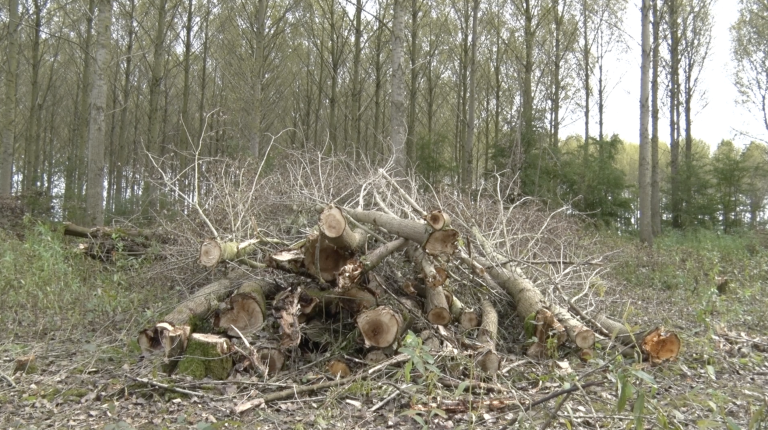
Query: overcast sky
[[560, 0, 768, 150]]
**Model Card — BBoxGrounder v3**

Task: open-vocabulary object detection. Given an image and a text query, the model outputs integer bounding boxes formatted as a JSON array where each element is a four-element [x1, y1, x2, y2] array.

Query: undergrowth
[[606, 228, 768, 335], [0, 220, 163, 333]]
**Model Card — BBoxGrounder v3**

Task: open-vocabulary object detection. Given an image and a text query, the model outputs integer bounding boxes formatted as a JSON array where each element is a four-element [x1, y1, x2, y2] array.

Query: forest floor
[[1, 219, 767, 429]]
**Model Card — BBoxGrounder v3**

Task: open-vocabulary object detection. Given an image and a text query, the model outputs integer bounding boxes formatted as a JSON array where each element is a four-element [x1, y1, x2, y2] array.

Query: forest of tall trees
[[0, 0, 767, 234]]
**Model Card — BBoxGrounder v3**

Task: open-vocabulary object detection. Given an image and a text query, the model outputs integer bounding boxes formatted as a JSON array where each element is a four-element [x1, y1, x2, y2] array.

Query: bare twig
[[126, 374, 219, 398]]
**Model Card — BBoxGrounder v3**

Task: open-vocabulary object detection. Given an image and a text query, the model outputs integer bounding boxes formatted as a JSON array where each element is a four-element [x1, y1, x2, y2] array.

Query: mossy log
[[163, 278, 238, 327], [176, 333, 233, 380]]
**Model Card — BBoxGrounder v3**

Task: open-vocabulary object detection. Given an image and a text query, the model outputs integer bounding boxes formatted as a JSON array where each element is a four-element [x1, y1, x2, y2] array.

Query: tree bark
[[476, 299, 499, 374], [651, 0, 661, 236], [639, 0, 653, 246], [462, 0, 479, 190], [0, 0, 19, 195], [390, 0, 407, 171], [85, 0, 112, 227]]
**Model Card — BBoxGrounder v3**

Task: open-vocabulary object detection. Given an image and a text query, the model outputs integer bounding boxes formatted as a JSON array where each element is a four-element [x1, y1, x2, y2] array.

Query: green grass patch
[[0, 220, 162, 332], [605, 228, 768, 334]]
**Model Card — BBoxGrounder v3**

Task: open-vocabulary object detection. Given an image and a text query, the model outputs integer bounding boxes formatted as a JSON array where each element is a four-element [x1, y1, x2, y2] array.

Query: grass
[[1, 220, 766, 428], [605, 228, 768, 335], [0, 219, 165, 334]]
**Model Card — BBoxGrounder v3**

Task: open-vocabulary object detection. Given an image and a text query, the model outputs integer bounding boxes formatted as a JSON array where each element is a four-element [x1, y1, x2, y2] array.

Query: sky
[[560, 0, 768, 149]]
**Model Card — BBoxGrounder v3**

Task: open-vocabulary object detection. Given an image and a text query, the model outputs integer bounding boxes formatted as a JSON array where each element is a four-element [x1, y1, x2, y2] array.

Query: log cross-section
[[319, 205, 367, 250], [356, 306, 403, 348]]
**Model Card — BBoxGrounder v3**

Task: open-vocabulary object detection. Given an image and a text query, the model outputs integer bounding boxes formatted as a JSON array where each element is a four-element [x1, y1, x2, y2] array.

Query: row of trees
[[0, 0, 766, 234]]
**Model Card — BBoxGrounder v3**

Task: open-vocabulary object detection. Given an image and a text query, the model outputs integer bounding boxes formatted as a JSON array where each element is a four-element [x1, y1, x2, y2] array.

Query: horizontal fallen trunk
[[345, 208, 459, 256], [63, 222, 167, 241], [199, 239, 260, 268]]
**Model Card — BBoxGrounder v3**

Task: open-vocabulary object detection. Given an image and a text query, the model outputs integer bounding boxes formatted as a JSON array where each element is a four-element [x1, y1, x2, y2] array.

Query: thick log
[[345, 207, 460, 256], [176, 333, 233, 380], [163, 278, 237, 327], [215, 281, 267, 336], [424, 210, 451, 231], [356, 306, 403, 348], [319, 205, 367, 250], [405, 245, 451, 325], [361, 237, 408, 272], [199, 239, 259, 268], [63, 222, 166, 241], [476, 299, 500, 375], [303, 233, 354, 282], [642, 327, 681, 364]]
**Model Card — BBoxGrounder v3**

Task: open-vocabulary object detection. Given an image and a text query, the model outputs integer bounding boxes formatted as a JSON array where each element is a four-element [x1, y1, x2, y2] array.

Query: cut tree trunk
[[303, 233, 354, 282], [214, 281, 267, 336], [319, 205, 367, 250], [356, 306, 403, 348], [199, 239, 259, 268], [424, 210, 451, 230], [345, 208, 459, 256], [176, 333, 233, 380], [63, 222, 166, 241], [405, 244, 450, 325], [476, 299, 500, 375], [163, 278, 238, 327]]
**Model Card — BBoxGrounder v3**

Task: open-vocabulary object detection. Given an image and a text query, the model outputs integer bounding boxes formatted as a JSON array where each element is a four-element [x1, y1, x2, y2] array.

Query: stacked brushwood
[[135, 203, 680, 381]]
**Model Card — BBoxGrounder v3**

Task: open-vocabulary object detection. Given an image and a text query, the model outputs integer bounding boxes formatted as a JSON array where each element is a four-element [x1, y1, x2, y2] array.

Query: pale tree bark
[[406, 0, 422, 162], [668, 0, 682, 228], [143, 0, 169, 216], [681, 0, 713, 163], [0, 0, 19, 195], [114, 0, 136, 214], [23, 0, 44, 191], [639, 0, 652, 246], [86, 0, 113, 227], [391, 0, 407, 171], [651, 0, 661, 236], [351, 0, 363, 154], [462, 0, 479, 190], [581, 0, 591, 148]]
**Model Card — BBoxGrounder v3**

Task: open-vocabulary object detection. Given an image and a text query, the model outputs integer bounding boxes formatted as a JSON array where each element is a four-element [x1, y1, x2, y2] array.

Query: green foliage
[[0, 221, 148, 329], [559, 135, 634, 228]]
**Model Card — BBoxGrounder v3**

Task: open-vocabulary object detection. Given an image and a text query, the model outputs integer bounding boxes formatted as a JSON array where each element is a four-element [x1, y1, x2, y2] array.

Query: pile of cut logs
[[136, 204, 680, 381]]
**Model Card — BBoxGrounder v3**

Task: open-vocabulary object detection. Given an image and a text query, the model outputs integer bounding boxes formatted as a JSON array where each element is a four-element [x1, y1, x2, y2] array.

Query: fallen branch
[[126, 374, 218, 398], [233, 353, 410, 413]]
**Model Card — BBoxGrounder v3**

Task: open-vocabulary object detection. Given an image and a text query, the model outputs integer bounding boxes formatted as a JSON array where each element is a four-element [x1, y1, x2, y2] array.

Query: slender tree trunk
[[197, 5, 210, 145], [0, 0, 19, 195], [181, 0, 194, 143], [391, 0, 407, 171], [24, 0, 43, 191], [352, 0, 363, 154], [143, 0, 168, 216], [582, 0, 590, 147], [639, 0, 652, 245], [669, 0, 682, 228], [115, 0, 136, 214], [462, 0, 479, 190], [407, 0, 421, 162], [651, 0, 661, 235], [86, 0, 112, 227]]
